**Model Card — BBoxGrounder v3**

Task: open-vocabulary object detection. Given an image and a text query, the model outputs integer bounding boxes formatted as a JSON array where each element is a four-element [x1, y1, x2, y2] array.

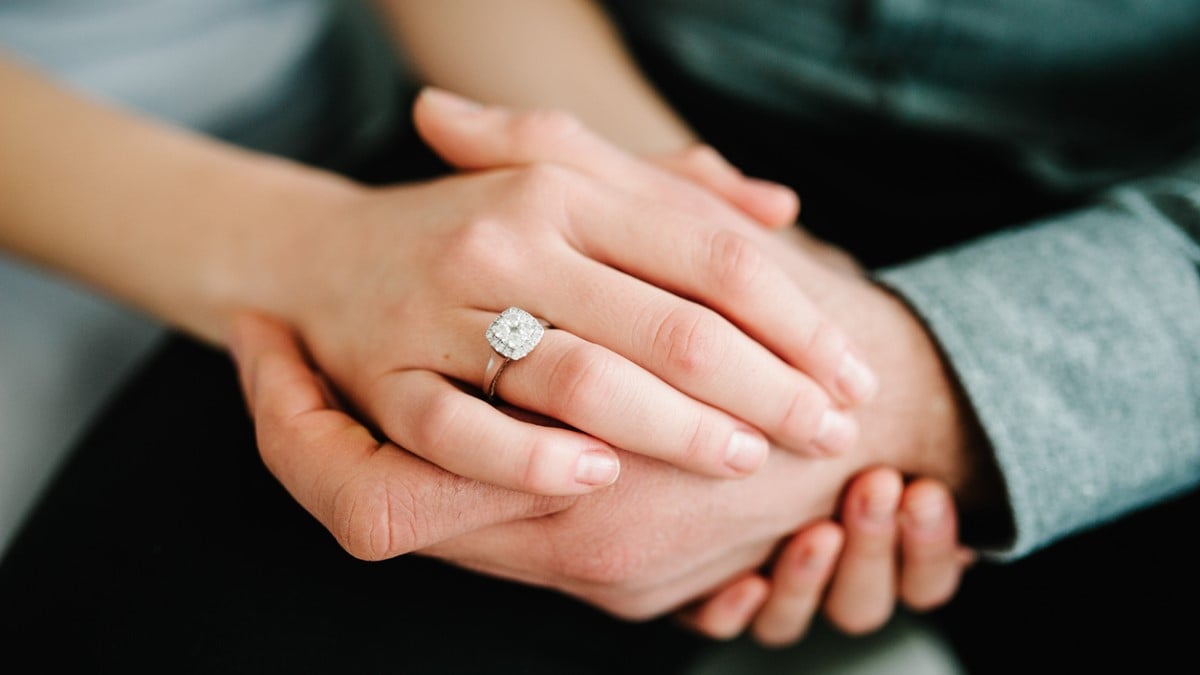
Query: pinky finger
[[751, 521, 844, 647], [676, 575, 771, 641]]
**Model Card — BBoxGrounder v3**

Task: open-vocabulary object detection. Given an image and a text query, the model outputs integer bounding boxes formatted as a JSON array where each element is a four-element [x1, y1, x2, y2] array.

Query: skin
[[678, 472, 974, 644], [372, 0, 979, 641], [2, 21, 977, 644], [229, 95, 990, 625], [0, 55, 873, 498]]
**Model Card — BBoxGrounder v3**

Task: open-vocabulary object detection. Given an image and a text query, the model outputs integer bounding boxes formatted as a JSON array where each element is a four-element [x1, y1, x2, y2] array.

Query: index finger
[[227, 313, 571, 560]]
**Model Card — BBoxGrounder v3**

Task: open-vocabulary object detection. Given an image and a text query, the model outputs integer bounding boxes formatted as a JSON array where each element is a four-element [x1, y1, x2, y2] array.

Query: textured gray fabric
[[877, 166, 1200, 558], [613, 0, 1200, 559]]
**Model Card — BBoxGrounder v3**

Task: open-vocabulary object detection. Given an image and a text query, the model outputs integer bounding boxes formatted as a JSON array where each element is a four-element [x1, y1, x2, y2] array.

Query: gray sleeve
[[875, 162, 1200, 560]]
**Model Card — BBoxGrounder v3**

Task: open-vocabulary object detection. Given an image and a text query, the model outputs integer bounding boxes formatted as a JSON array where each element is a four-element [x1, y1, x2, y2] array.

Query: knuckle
[[503, 163, 585, 222], [677, 415, 719, 469], [510, 108, 586, 151], [798, 317, 847, 373], [441, 216, 513, 277], [515, 436, 562, 495], [412, 388, 466, 458], [652, 306, 722, 380], [544, 343, 614, 420], [777, 385, 826, 442], [706, 229, 768, 295], [331, 476, 421, 561]]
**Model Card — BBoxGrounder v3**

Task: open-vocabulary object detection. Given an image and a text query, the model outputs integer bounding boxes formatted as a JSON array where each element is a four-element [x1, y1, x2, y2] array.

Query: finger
[[228, 313, 570, 560], [898, 479, 968, 611], [572, 189, 877, 408], [676, 574, 771, 641], [532, 257, 857, 457], [366, 369, 625, 495], [413, 89, 877, 408], [425, 310, 770, 478], [824, 468, 903, 635], [751, 521, 843, 647], [413, 89, 751, 231], [423, 455, 778, 621], [651, 144, 800, 229]]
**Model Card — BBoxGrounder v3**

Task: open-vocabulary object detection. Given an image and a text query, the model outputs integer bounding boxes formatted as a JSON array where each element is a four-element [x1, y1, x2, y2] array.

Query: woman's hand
[[237, 91, 878, 500], [677, 468, 975, 645]]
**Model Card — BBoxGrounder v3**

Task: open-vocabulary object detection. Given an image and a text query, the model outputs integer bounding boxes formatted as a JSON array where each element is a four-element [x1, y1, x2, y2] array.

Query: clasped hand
[[226, 89, 973, 644]]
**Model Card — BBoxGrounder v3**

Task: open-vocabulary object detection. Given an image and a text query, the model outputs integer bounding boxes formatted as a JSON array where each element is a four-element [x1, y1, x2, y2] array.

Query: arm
[[374, 0, 695, 154], [4, 53, 875, 551], [0, 54, 352, 345], [376, 0, 802, 229]]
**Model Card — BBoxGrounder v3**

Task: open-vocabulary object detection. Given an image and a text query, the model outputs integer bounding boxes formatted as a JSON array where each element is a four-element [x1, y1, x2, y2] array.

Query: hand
[[227, 313, 574, 557], [230, 238, 983, 619], [676, 468, 975, 645], [228, 94, 988, 617], [224, 91, 879, 560], [282, 92, 880, 489], [419, 221, 989, 619]]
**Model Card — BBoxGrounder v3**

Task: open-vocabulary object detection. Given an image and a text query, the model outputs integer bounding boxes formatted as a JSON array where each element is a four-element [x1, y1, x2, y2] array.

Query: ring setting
[[486, 307, 546, 360], [484, 307, 547, 402]]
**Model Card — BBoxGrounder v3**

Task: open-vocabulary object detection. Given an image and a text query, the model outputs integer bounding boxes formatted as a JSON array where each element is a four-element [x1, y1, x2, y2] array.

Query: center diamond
[[486, 307, 545, 360]]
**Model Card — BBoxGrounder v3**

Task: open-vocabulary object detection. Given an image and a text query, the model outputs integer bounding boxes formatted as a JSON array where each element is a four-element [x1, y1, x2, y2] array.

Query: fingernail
[[836, 353, 879, 405], [420, 87, 483, 114], [725, 430, 769, 474], [813, 409, 857, 456], [864, 480, 902, 525], [796, 544, 826, 572], [728, 584, 760, 614], [575, 449, 620, 486], [906, 491, 946, 531]]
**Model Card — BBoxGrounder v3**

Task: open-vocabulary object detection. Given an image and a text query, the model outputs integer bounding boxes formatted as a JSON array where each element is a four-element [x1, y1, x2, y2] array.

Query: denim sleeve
[[875, 163, 1200, 560]]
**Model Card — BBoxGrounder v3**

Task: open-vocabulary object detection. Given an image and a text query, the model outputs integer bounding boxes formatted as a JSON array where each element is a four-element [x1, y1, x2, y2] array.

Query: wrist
[[203, 157, 365, 344], [836, 281, 985, 496]]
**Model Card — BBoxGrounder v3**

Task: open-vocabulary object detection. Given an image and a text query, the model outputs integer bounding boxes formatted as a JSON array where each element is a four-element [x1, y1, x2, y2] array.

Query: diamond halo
[[485, 307, 546, 360]]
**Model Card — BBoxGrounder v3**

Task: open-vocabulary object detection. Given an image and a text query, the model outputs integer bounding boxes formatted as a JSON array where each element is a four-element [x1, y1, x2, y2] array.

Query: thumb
[[651, 145, 800, 230], [413, 87, 796, 232], [412, 86, 631, 173]]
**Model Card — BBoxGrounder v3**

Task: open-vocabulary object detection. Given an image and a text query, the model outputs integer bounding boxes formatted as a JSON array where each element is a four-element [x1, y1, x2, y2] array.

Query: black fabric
[[0, 336, 709, 673]]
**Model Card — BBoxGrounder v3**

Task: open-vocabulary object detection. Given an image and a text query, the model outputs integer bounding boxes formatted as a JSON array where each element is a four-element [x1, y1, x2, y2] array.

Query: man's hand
[[227, 313, 573, 559], [229, 236, 984, 618], [415, 221, 990, 619], [677, 469, 975, 645], [228, 94, 991, 619]]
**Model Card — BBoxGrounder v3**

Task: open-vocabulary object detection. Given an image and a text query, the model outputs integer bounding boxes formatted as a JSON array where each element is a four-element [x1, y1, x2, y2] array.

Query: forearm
[[374, 0, 694, 154], [0, 55, 360, 344]]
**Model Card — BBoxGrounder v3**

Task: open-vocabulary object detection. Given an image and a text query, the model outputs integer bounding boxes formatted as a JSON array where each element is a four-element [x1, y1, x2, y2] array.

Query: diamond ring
[[484, 307, 548, 402]]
